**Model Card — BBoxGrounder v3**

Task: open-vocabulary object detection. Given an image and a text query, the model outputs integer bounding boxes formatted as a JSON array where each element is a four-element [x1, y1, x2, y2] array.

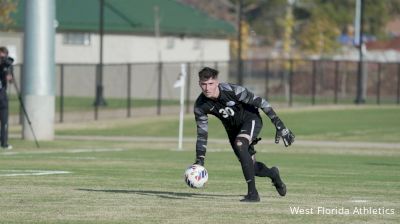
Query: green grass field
[[8, 96, 180, 115], [1, 106, 400, 223]]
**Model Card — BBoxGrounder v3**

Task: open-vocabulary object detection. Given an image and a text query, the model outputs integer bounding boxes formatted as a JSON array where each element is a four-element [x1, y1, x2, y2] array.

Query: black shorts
[[0, 89, 8, 110], [227, 117, 263, 157]]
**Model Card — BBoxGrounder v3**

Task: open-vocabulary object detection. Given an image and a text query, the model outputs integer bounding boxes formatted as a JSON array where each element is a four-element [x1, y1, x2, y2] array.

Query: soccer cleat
[[1, 145, 12, 150], [240, 191, 260, 202], [270, 166, 286, 196]]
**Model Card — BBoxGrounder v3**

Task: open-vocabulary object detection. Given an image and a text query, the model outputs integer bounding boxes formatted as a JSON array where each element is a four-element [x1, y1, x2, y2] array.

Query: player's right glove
[[272, 117, 295, 147]]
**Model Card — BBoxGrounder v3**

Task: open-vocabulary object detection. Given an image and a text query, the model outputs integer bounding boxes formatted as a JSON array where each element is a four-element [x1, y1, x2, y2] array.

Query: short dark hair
[[199, 67, 218, 81], [0, 46, 9, 55]]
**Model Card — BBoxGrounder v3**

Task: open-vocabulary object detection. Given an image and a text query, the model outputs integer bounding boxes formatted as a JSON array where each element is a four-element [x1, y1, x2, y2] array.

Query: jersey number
[[219, 107, 235, 118]]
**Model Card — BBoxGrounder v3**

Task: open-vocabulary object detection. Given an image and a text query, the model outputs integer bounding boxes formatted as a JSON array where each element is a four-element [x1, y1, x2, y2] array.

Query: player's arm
[[232, 84, 295, 147], [194, 106, 208, 165]]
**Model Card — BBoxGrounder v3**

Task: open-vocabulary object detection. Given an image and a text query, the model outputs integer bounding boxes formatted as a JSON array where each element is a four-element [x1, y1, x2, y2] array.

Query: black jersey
[[0, 63, 13, 90], [194, 82, 275, 154]]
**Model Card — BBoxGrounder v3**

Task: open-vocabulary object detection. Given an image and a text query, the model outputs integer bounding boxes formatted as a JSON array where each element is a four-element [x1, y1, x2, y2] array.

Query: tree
[[0, 0, 17, 29], [298, 10, 341, 55]]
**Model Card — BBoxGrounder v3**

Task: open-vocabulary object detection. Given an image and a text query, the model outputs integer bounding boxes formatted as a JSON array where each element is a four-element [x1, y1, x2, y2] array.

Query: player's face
[[0, 51, 6, 61], [199, 78, 219, 99]]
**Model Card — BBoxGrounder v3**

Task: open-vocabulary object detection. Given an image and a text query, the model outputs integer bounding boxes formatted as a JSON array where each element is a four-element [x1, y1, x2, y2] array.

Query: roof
[[366, 36, 400, 52], [1, 0, 235, 37]]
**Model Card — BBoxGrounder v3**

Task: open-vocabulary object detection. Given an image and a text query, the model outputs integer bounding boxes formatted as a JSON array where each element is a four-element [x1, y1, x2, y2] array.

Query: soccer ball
[[184, 164, 208, 188]]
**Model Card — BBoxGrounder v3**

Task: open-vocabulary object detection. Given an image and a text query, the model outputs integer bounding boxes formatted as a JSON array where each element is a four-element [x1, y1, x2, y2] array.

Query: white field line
[[1, 148, 125, 155], [0, 170, 71, 177], [350, 200, 369, 203]]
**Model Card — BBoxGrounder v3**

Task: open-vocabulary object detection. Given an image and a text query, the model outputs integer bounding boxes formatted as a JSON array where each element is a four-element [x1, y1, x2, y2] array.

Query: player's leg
[[253, 155, 286, 196], [233, 118, 265, 202], [244, 118, 287, 196], [232, 135, 259, 202]]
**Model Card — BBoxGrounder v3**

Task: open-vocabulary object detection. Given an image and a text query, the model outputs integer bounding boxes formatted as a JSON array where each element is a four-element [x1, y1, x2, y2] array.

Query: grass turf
[[56, 105, 400, 142], [2, 105, 400, 223], [0, 140, 399, 224], [8, 96, 180, 115]]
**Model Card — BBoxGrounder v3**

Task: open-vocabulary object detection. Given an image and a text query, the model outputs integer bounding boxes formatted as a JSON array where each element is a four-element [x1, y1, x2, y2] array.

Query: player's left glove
[[272, 117, 295, 147]]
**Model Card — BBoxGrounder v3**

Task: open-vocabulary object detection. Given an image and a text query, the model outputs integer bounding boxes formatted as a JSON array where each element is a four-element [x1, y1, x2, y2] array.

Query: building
[[0, 0, 235, 101], [0, 0, 235, 64]]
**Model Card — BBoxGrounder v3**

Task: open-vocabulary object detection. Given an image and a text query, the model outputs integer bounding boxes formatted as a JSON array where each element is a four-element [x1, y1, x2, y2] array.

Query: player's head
[[198, 67, 219, 99], [0, 46, 9, 59], [199, 67, 218, 81]]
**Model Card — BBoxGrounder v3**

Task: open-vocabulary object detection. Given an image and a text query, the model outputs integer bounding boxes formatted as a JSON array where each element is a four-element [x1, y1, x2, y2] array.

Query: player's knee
[[234, 137, 249, 152], [235, 140, 243, 149]]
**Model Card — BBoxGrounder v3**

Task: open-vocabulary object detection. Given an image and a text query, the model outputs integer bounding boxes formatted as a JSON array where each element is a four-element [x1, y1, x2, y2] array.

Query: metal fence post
[[59, 64, 64, 123], [185, 62, 191, 113], [397, 63, 400, 104], [377, 63, 381, 105], [127, 63, 132, 117], [334, 61, 339, 104], [289, 59, 293, 107], [94, 64, 99, 120], [157, 62, 162, 115], [265, 59, 270, 99], [19, 64, 23, 125], [311, 60, 316, 105]]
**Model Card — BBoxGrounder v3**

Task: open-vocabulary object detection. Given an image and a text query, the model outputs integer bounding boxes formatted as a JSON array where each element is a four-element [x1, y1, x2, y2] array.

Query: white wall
[[1, 31, 230, 64], [55, 33, 230, 64]]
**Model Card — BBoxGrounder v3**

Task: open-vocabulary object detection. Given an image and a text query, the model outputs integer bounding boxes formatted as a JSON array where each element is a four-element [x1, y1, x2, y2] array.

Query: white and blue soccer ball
[[184, 164, 208, 188]]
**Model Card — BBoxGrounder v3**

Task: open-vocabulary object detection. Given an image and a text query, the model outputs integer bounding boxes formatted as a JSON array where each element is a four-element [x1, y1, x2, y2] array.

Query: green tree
[[0, 0, 17, 29], [298, 11, 341, 55]]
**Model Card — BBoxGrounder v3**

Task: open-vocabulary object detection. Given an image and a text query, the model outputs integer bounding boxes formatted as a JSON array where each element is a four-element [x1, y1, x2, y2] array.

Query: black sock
[[234, 137, 257, 194], [254, 161, 274, 178]]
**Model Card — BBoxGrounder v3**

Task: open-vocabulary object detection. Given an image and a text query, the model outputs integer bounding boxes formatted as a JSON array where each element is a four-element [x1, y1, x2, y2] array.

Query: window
[[63, 33, 91, 45]]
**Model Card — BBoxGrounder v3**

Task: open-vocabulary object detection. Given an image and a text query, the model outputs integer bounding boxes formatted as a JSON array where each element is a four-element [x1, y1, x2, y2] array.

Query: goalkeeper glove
[[272, 117, 295, 147]]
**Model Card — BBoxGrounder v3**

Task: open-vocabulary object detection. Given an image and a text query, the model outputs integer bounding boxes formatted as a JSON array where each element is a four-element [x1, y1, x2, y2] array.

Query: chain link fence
[[8, 59, 400, 123]]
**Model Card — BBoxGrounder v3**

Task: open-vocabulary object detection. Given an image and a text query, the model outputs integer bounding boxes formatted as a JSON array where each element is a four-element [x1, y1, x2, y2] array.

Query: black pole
[[127, 63, 132, 117], [312, 60, 316, 105], [334, 61, 339, 104], [355, 0, 365, 104], [265, 59, 270, 99], [185, 62, 191, 113], [94, 64, 99, 120], [289, 59, 293, 107], [12, 80, 40, 148], [397, 63, 400, 104], [94, 0, 107, 107], [19, 65, 23, 125], [157, 62, 162, 115], [60, 64, 64, 123], [377, 63, 381, 105], [237, 0, 243, 85]]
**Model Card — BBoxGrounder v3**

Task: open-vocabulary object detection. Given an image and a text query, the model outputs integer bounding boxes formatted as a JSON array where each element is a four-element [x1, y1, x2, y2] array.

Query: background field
[[1, 106, 399, 224]]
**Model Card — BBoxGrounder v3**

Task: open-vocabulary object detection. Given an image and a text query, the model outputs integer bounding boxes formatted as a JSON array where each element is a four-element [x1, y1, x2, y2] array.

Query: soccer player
[[193, 67, 295, 202]]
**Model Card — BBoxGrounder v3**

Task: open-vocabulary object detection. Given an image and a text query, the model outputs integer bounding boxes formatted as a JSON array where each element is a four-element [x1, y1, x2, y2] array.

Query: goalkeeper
[[193, 67, 295, 202]]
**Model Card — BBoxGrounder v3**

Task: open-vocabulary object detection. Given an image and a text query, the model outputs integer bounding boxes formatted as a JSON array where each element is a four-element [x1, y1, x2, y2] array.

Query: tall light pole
[[23, 0, 56, 140], [237, 0, 244, 85], [94, 0, 107, 107], [355, 0, 366, 104]]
